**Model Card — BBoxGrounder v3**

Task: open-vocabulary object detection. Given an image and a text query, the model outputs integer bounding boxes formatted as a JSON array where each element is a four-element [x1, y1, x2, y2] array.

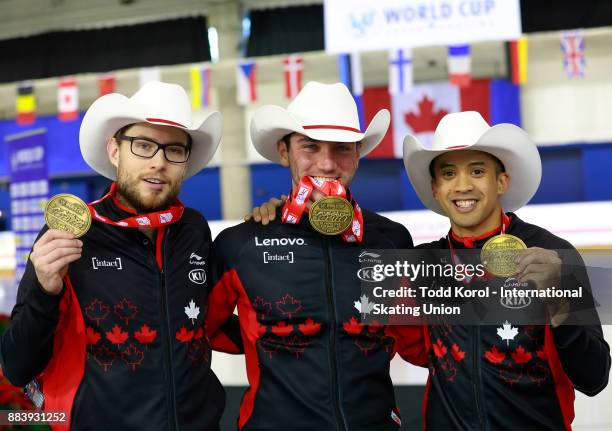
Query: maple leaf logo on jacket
[[343, 317, 364, 336], [184, 299, 200, 324], [298, 318, 321, 336], [511, 345, 533, 364], [275, 293, 302, 319], [85, 298, 109, 325], [253, 296, 272, 321], [134, 324, 157, 346], [121, 344, 144, 371], [497, 320, 519, 345], [450, 343, 465, 362], [114, 298, 137, 326], [106, 325, 129, 346], [484, 345, 506, 364], [433, 339, 448, 358], [85, 326, 102, 346], [93, 344, 116, 372], [285, 335, 309, 358], [354, 294, 375, 318], [271, 321, 293, 337], [176, 325, 195, 342]]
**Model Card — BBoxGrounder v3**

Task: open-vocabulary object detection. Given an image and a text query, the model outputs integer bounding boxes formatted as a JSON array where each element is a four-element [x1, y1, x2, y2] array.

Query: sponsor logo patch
[[263, 251, 294, 264], [92, 257, 123, 270], [189, 269, 206, 284]]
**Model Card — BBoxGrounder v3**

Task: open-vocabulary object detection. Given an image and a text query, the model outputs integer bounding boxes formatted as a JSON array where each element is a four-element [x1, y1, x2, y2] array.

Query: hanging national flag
[[362, 79, 521, 159], [283, 55, 304, 99], [237, 60, 257, 105], [139, 67, 161, 88], [560, 31, 585, 78], [388, 49, 413, 95], [508, 37, 528, 85], [338, 53, 364, 129], [98, 74, 116, 97], [447, 45, 471, 87], [338, 53, 363, 96], [16, 84, 36, 125], [57, 78, 79, 121], [190, 64, 211, 109]]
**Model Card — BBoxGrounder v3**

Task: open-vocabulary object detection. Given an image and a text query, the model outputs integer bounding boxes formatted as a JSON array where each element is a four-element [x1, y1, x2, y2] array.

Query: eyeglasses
[[116, 135, 190, 163]]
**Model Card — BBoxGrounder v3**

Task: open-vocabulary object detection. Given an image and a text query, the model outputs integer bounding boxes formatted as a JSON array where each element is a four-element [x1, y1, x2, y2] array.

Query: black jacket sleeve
[[0, 240, 65, 386], [551, 247, 611, 396]]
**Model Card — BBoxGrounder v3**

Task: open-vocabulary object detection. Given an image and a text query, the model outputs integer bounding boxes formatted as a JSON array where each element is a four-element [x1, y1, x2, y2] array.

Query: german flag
[[508, 37, 528, 85], [16, 84, 36, 125]]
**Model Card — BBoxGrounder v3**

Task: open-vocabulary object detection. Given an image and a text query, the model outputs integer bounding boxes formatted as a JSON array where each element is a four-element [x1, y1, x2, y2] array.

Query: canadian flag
[[283, 55, 303, 99], [362, 79, 521, 158], [58, 78, 78, 121]]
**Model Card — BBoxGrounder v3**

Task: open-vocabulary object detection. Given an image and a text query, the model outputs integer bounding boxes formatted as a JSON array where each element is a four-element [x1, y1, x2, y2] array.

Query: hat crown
[[287, 82, 361, 131], [131, 81, 192, 127], [431, 111, 491, 150]]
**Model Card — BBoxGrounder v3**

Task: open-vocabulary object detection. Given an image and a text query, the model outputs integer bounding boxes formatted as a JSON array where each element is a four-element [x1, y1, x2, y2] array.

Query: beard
[[115, 162, 182, 214]]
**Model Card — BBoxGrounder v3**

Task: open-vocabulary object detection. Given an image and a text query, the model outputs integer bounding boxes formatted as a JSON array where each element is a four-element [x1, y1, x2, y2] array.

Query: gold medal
[[480, 234, 526, 277], [309, 196, 354, 236], [44, 194, 91, 238]]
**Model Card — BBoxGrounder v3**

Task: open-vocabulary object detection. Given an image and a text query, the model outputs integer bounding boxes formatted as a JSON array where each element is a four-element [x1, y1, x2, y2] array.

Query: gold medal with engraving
[[480, 234, 527, 277], [309, 196, 354, 236], [44, 194, 91, 238]]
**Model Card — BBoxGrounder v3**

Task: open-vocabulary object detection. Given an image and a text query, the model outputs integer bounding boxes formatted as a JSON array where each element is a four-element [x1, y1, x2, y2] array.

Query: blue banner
[[6, 128, 49, 287]]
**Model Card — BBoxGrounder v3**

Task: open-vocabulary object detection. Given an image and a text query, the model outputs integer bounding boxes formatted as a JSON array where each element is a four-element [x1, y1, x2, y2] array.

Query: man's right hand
[[245, 195, 287, 226], [30, 229, 83, 295]]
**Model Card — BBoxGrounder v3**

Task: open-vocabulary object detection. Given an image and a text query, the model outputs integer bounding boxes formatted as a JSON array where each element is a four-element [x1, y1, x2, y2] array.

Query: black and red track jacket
[[206, 206, 428, 431], [418, 213, 611, 431], [0, 192, 240, 430]]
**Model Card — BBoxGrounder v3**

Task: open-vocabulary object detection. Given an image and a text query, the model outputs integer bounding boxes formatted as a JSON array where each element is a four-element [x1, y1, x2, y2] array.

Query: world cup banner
[[324, 0, 521, 53]]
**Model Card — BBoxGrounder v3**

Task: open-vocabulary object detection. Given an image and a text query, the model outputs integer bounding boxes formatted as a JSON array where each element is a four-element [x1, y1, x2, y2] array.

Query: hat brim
[[79, 93, 222, 180], [403, 123, 542, 215], [250, 105, 390, 163]]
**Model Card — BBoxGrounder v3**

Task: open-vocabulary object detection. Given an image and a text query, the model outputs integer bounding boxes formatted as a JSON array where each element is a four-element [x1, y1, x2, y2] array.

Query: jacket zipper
[[472, 325, 486, 431], [322, 236, 348, 431], [157, 231, 179, 431]]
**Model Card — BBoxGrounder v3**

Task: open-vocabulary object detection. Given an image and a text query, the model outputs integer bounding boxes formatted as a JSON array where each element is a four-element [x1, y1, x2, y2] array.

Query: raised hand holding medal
[[29, 194, 90, 295]]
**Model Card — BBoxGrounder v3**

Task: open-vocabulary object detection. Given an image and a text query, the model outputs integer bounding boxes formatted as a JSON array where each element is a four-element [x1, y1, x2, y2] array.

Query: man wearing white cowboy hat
[[403, 111, 610, 430], [205, 81, 427, 431], [1, 81, 242, 430]]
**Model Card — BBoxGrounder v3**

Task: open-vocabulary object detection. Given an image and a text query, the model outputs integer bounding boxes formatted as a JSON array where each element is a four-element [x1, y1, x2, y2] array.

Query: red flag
[[283, 55, 303, 99], [98, 74, 116, 97], [58, 78, 78, 121]]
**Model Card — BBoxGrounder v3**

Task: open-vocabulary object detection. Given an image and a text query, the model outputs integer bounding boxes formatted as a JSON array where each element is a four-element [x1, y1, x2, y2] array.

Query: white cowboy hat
[[80, 81, 222, 180], [403, 111, 541, 215], [250, 81, 390, 163]]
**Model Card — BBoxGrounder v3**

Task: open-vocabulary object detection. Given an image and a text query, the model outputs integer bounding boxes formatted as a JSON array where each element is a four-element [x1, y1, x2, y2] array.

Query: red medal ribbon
[[88, 182, 184, 229], [281, 176, 364, 243], [447, 211, 511, 283]]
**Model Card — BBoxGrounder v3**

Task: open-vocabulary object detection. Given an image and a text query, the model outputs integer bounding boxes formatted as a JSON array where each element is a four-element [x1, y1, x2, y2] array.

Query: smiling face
[[431, 150, 509, 237], [107, 122, 189, 213], [277, 133, 360, 192]]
